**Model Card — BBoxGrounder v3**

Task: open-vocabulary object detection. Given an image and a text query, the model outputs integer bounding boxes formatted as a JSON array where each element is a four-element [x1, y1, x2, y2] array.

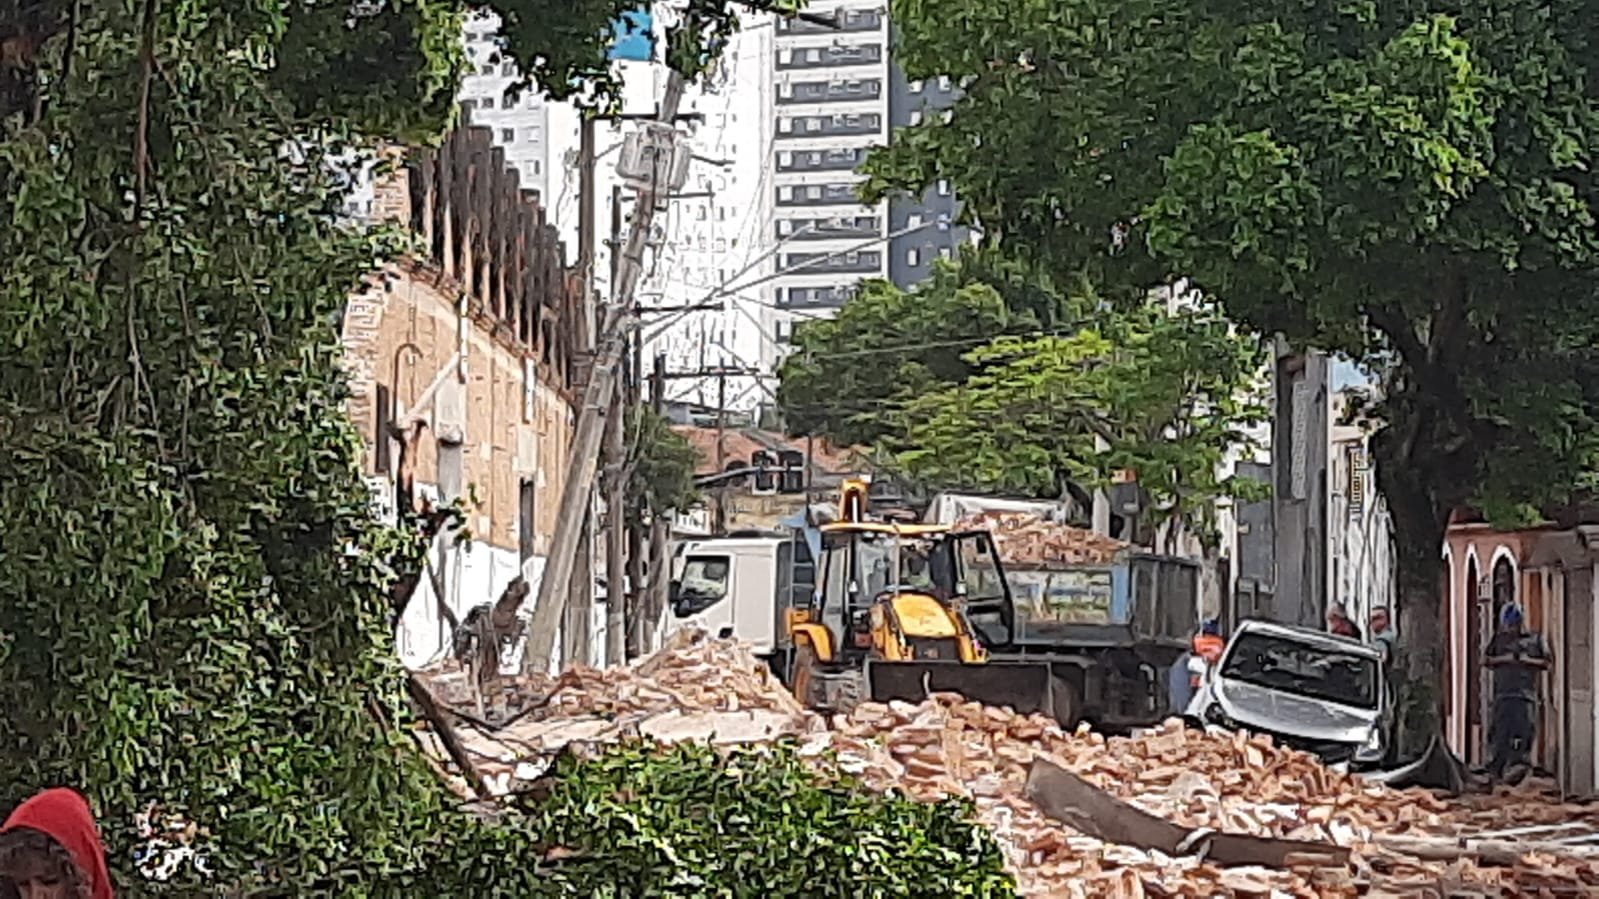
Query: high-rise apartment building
[[886, 64, 968, 285], [768, 0, 889, 350], [762, 6, 970, 372], [460, 10, 552, 199]]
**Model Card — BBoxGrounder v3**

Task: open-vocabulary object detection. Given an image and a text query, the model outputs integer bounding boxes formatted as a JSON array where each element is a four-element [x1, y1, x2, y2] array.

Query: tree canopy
[[777, 261, 1265, 544], [0, 0, 970, 893], [866, 0, 1599, 736], [895, 300, 1266, 548]]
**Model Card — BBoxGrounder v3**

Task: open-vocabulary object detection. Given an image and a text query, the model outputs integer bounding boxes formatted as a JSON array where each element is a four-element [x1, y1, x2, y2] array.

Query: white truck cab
[[665, 532, 816, 663]]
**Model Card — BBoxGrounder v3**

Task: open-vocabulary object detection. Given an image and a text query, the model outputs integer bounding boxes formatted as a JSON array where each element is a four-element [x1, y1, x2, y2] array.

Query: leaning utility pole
[[563, 115, 600, 668], [646, 352, 671, 652], [603, 183, 628, 666], [525, 72, 688, 673]]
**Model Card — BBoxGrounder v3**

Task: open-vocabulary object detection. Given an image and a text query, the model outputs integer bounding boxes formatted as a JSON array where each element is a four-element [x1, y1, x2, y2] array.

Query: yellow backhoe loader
[[785, 480, 1057, 717]]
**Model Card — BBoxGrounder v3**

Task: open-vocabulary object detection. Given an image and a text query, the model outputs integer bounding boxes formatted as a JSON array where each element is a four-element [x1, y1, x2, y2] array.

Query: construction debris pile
[[952, 511, 1130, 566], [413, 635, 1599, 897]]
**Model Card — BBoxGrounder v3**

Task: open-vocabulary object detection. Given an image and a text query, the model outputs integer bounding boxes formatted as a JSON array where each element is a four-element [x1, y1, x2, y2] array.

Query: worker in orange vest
[[1193, 618, 1226, 665], [1171, 619, 1227, 718]]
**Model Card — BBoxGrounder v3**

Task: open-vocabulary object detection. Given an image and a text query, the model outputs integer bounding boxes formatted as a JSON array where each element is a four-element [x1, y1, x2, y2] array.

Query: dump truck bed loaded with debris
[[945, 510, 1200, 730], [410, 632, 1599, 897]]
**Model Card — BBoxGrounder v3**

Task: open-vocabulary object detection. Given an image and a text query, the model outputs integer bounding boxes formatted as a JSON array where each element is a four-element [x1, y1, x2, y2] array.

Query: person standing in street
[[1369, 605, 1397, 667], [1327, 606, 1363, 640], [1172, 619, 1226, 719], [1485, 602, 1552, 783]]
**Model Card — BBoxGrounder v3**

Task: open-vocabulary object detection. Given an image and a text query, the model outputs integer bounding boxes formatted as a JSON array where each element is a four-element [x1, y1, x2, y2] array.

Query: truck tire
[[833, 668, 865, 717], [1050, 675, 1082, 733], [791, 642, 819, 708]]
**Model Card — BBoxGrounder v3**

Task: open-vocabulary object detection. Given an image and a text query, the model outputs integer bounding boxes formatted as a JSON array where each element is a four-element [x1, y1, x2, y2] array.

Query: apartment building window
[[937, 179, 951, 196], [805, 47, 822, 63], [906, 247, 921, 266], [525, 127, 541, 142], [479, 63, 495, 75], [717, 207, 727, 221], [907, 213, 923, 229], [778, 151, 793, 167], [910, 110, 923, 126], [502, 61, 515, 76], [939, 75, 953, 90], [805, 185, 822, 199], [937, 212, 951, 230], [940, 246, 953, 259], [910, 79, 924, 92], [779, 118, 793, 134], [481, 96, 495, 109], [460, 98, 476, 111], [778, 186, 794, 202], [501, 128, 515, 143], [532, 159, 541, 175]]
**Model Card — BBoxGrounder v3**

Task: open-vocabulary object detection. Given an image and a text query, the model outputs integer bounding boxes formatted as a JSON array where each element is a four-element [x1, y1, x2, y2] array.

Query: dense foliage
[[0, 0, 968, 895], [627, 406, 703, 526], [867, 0, 1599, 739], [517, 741, 1017, 897], [778, 260, 1265, 545]]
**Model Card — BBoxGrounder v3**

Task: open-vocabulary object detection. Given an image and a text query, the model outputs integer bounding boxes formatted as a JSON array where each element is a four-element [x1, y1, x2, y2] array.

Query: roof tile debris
[[954, 510, 1131, 566], [413, 635, 1599, 897]]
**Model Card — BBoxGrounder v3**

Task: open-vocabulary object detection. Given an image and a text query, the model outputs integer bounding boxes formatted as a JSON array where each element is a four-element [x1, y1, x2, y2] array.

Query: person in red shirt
[[0, 788, 114, 899]]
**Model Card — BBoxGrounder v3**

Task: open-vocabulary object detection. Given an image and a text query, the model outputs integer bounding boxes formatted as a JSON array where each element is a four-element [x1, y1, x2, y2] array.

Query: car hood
[[1212, 678, 1379, 744]]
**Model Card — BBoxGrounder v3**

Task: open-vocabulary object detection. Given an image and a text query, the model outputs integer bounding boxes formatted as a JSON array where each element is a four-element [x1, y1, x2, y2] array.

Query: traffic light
[[751, 450, 778, 495], [778, 450, 805, 493]]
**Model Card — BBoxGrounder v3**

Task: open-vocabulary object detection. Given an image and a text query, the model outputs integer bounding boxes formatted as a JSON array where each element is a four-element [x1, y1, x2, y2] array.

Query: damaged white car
[[1185, 620, 1394, 770]]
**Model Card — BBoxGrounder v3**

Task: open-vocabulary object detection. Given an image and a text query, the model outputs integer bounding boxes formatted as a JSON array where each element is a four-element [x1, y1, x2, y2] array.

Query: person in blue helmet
[[1485, 601, 1551, 782]]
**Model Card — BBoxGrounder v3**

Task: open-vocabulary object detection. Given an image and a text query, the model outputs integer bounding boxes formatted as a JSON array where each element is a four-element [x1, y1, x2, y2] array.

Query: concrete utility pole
[[646, 352, 670, 652], [564, 115, 600, 669], [604, 186, 628, 666], [525, 72, 688, 674]]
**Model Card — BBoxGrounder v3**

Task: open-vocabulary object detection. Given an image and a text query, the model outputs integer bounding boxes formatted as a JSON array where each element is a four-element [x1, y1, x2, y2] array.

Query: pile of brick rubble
[[414, 633, 1599, 897]]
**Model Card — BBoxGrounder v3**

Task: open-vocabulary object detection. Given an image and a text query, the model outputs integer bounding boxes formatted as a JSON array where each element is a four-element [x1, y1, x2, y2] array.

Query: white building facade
[[461, 11, 553, 199], [1327, 387, 1396, 627]]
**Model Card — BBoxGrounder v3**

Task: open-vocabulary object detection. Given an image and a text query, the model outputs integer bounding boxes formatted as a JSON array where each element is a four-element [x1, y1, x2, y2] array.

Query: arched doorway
[[1465, 555, 1483, 765], [1493, 554, 1518, 621]]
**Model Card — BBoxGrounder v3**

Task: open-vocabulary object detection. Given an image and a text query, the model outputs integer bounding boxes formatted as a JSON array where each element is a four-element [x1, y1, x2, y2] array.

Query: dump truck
[[868, 504, 1201, 731]]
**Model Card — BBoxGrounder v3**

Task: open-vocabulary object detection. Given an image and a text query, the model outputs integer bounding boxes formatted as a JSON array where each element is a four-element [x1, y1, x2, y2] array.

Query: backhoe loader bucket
[[865, 658, 1056, 718]]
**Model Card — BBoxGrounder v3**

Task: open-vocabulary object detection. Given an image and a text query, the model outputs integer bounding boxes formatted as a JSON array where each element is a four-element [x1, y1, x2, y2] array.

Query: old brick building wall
[[342, 117, 593, 670]]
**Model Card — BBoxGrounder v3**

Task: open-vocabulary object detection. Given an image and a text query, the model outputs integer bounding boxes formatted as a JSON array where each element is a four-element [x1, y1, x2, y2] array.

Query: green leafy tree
[[512, 740, 1017, 898], [895, 301, 1267, 547], [866, 0, 1599, 741], [778, 257, 1060, 446], [1, 0, 952, 894], [626, 406, 703, 526]]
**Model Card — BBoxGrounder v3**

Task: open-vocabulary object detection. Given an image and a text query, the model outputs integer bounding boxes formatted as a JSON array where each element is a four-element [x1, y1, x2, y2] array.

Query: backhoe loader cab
[[785, 479, 1053, 717]]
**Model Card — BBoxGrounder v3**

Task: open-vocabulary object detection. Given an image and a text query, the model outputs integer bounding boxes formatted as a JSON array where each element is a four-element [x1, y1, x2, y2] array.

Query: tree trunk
[[1392, 521, 1448, 756], [1373, 424, 1454, 757]]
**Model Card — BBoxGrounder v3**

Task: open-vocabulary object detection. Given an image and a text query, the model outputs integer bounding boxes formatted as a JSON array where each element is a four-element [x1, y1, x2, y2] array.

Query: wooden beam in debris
[[1374, 833, 1599, 867], [1024, 757, 1351, 869], [407, 672, 487, 796]]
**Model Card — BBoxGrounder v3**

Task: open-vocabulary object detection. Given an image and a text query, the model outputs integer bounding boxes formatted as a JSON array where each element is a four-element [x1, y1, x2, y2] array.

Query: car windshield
[[1220, 632, 1380, 709]]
